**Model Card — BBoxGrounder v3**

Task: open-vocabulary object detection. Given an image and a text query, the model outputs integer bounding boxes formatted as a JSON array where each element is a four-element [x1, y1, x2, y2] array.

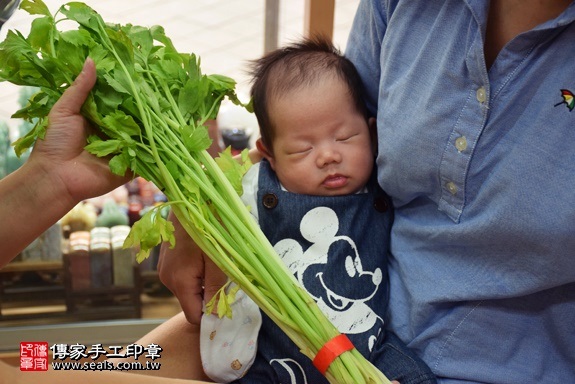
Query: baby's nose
[[316, 147, 342, 167]]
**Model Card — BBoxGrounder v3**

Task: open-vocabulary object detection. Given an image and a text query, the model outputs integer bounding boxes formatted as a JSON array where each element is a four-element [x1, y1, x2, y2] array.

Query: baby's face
[[265, 76, 374, 196]]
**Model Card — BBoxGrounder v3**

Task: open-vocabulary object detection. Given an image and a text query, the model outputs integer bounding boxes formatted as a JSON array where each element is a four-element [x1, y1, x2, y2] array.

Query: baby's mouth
[[323, 174, 348, 189]]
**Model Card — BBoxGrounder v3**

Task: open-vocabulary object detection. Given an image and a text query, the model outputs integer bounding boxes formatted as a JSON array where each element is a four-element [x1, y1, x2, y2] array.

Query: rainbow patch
[[555, 89, 575, 111]]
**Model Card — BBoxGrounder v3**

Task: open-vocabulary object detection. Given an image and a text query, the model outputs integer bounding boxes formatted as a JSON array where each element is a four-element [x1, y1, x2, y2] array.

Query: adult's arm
[[108, 312, 213, 380], [344, 0, 387, 117], [0, 360, 212, 384], [0, 58, 130, 267]]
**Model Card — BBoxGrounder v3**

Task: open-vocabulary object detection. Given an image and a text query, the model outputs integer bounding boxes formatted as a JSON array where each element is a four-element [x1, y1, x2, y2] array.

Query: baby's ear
[[255, 138, 276, 169], [368, 117, 378, 154]]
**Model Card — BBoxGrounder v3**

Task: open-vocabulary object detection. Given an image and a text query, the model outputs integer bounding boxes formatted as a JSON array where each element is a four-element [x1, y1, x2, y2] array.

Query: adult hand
[[0, 58, 131, 264], [157, 211, 227, 324], [28, 57, 130, 206]]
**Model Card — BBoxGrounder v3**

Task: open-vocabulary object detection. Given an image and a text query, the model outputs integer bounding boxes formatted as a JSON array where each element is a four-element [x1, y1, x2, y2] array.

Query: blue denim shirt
[[346, 1, 575, 383]]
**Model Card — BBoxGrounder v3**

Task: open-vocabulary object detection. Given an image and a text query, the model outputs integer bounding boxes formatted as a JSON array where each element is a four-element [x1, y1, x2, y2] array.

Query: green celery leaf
[[11, 117, 48, 157], [179, 175, 204, 229], [107, 27, 135, 70], [116, 97, 140, 122], [165, 160, 179, 180], [207, 74, 236, 91], [21, 51, 59, 88], [20, 0, 51, 17], [27, 16, 54, 52], [136, 150, 156, 164], [149, 59, 183, 86], [124, 206, 175, 263], [185, 53, 201, 82], [205, 281, 240, 319], [149, 25, 178, 55], [177, 77, 206, 118], [181, 124, 211, 153], [204, 288, 218, 315], [59, 29, 92, 48], [108, 151, 130, 176], [53, 41, 86, 83], [243, 96, 254, 113], [103, 70, 132, 95], [0, 31, 54, 88], [217, 288, 233, 319], [215, 147, 252, 195], [58, 2, 102, 32], [93, 81, 124, 112], [11, 90, 55, 121], [89, 43, 117, 73], [101, 110, 141, 137], [120, 24, 153, 66], [85, 136, 124, 157], [79, 93, 105, 127], [135, 76, 162, 113]]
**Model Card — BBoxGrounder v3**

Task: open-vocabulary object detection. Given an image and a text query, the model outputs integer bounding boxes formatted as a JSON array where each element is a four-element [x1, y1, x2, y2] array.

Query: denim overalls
[[237, 160, 397, 383]]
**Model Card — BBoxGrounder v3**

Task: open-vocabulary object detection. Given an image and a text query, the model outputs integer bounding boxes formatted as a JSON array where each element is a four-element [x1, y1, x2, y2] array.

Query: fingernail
[[74, 57, 93, 84], [82, 57, 94, 72]]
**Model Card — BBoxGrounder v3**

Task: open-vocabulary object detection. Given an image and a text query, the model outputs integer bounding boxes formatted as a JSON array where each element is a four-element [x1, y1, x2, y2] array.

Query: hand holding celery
[[0, 1, 390, 382]]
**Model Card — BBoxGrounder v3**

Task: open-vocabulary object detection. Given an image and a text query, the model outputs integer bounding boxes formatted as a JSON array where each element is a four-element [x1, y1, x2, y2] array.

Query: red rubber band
[[313, 334, 355, 375]]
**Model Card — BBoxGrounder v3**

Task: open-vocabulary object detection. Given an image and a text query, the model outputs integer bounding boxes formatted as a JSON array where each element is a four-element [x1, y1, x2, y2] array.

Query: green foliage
[[205, 281, 240, 319], [124, 206, 175, 263], [215, 146, 252, 196], [0, 0, 242, 164]]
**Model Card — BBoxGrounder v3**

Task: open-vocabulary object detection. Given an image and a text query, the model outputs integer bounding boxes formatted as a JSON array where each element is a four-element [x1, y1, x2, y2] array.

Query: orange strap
[[313, 334, 354, 375]]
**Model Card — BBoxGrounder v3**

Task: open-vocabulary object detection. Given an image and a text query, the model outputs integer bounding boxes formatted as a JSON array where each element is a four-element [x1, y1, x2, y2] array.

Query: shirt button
[[476, 87, 487, 103], [262, 193, 278, 209], [373, 196, 389, 212], [446, 181, 458, 195], [455, 136, 467, 152]]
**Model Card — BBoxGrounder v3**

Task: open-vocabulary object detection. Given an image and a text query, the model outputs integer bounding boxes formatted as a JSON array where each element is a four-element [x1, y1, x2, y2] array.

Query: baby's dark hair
[[248, 35, 368, 152]]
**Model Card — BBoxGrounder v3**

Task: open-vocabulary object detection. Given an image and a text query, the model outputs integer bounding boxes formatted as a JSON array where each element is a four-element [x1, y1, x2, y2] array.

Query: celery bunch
[[0, 1, 390, 382]]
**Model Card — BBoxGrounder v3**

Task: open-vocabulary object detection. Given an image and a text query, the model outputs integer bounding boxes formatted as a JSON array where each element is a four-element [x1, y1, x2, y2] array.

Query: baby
[[200, 37, 436, 384]]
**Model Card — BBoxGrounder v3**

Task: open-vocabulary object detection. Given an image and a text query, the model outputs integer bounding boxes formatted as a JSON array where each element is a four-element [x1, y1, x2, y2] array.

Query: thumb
[[51, 58, 97, 116]]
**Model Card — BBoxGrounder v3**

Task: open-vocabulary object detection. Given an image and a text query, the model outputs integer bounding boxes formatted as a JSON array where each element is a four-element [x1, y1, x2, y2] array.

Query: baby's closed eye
[[286, 146, 312, 155], [336, 133, 359, 142]]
